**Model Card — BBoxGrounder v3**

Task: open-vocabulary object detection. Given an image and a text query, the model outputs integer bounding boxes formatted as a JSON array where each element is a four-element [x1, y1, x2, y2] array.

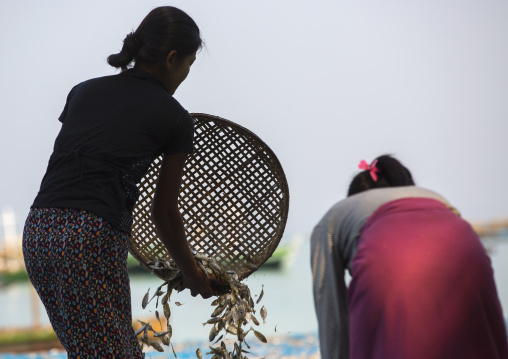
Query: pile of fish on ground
[[137, 251, 268, 359]]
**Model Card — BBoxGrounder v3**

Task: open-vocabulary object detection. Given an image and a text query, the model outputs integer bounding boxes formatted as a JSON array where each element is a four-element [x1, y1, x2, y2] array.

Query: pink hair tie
[[358, 159, 379, 182]]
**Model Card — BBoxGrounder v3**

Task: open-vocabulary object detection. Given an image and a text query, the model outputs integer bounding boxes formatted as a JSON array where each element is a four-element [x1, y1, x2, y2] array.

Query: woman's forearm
[[152, 208, 200, 279]]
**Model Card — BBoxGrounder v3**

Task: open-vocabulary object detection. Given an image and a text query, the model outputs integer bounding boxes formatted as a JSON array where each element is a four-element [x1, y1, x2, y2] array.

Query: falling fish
[[208, 346, 222, 355], [260, 305, 267, 324], [137, 251, 270, 358], [209, 324, 219, 342], [154, 330, 171, 338], [252, 328, 267, 343], [250, 315, 260, 326], [161, 292, 169, 306], [163, 302, 171, 319], [166, 323, 173, 341], [212, 304, 226, 317], [160, 334, 170, 346], [142, 288, 150, 309], [134, 322, 150, 337], [256, 285, 264, 304], [203, 317, 221, 326], [212, 335, 224, 345], [155, 310, 161, 327], [149, 340, 164, 352]]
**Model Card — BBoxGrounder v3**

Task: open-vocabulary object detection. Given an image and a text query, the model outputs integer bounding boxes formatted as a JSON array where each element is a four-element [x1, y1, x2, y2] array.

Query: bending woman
[[23, 7, 215, 358], [311, 155, 508, 359]]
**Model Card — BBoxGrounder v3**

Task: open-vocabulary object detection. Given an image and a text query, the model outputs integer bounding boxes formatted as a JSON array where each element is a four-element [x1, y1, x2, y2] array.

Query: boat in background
[[471, 218, 508, 239], [258, 233, 303, 271]]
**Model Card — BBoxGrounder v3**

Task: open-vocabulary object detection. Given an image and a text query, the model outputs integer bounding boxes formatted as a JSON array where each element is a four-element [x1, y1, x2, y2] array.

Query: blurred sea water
[[0, 235, 317, 340]]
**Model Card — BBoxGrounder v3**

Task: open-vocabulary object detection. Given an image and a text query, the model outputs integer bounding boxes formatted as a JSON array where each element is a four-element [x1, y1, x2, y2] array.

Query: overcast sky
[[1, 0, 507, 236]]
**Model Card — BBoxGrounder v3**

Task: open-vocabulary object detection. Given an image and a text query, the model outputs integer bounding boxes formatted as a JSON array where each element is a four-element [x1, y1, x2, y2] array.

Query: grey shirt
[[310, 186, 457, 359]]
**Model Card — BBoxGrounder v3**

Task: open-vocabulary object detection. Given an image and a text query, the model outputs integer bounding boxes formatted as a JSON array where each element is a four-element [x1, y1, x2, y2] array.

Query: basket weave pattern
[[129, 114, 289, 280]]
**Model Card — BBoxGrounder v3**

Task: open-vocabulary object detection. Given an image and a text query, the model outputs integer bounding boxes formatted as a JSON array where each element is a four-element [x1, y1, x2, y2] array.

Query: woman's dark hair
[[107, 6, 203, 71], [347, 154, 415, 196]]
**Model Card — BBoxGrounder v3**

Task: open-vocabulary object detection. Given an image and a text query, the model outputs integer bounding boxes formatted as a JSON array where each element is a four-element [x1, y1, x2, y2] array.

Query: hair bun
[[107, 32, 140, 71], [123, 32, 141, 56]]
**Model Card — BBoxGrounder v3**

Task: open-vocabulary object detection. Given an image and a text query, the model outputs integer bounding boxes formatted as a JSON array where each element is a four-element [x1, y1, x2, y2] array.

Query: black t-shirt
[[32, 69, 194, 234]]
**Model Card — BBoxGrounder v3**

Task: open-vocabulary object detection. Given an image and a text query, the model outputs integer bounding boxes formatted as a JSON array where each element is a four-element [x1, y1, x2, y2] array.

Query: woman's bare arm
[[151, 153, 214, 298]]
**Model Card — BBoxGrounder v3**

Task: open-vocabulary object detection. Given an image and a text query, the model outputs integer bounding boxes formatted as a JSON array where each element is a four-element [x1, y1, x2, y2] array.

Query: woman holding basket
[[23, 6, 216, 358]]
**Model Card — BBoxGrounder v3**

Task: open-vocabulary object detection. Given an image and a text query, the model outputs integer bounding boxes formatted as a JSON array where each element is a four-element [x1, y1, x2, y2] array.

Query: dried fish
[[136, 251, 270, 358], [166, 323, 173, 341], [250, 315, 260, 326], [155, 310, 161, 327], [154, 330, 171, 338], [212, 334, 224, 345], [208, 259, 223, 274], [238, 327, 250, 341], [225, 323, 237, 335], [142, 288, 150, 309], [150, 281, 168, 301], [161, 292, 169, 306], [248, 296, 255, 310], [252, 328, 267, 343], [212, 304, 227, 317], [209, 324, 219, 342], [194, 252, 209, 262], [234, 342, 240, 355], [197, 261, 209, 277], [137, 320, 154, 332], [203, 317, 221, 326], [256, 285, 264, 304], [207, 347, 222, 357], [260, 306, 267, 324], [149, 340, 164, 352], [134, 322, 150, 337], [163, 302, 171, 319], [160, 334, 170, 346]]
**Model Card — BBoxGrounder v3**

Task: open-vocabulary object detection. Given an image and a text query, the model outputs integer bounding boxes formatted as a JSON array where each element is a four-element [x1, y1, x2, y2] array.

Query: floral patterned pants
[[22, 208, 144, 358]]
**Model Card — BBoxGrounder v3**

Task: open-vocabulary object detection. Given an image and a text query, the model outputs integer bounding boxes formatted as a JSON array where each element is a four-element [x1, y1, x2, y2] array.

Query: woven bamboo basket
[[128, 113, 290, 281]]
